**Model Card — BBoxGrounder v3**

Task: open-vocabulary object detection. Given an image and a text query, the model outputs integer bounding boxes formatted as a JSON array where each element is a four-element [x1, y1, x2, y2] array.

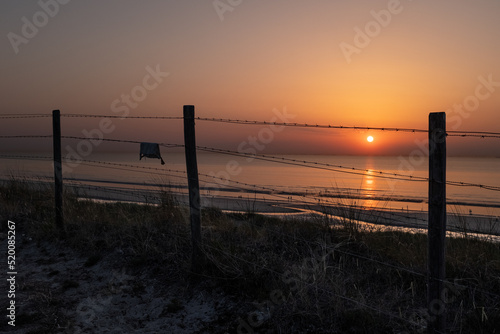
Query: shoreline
[[3, 175, 500, 209], [2, 177, 499, 239], [80, 189, 500, 240]]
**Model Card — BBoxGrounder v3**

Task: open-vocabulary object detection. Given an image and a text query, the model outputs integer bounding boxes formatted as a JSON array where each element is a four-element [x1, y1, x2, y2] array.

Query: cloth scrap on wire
[[140, 142, 165, 165]]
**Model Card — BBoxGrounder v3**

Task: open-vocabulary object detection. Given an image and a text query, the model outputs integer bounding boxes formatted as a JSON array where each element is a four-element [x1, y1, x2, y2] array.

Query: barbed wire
[[2, 113, 499, 138], [61, 136, 184, 149], [0, 114, 51, 119], [196, 117, 500, 138], [0, 173, 185, 204], [196, 146, 500, 191], [447, 130, 500, 135], [76, 159, 186, 177], [447, 133, 500, 139], [0, 135, 52, 139], [446, 180, 500, 191], [0, 154, 52, 160], [68, 181, 172, 198], [61, 114, 183, 120], [197, 117, 430, 132]]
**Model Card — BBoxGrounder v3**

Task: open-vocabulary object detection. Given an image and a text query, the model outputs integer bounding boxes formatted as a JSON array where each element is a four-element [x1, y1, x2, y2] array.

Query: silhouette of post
[[183, 105, 203, 273], [428, 112, 447, 333], [52, 110, 65, 237]]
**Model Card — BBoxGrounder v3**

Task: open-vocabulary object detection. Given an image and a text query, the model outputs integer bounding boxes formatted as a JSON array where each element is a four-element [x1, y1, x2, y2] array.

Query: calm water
[[1, 153, 500, 217]]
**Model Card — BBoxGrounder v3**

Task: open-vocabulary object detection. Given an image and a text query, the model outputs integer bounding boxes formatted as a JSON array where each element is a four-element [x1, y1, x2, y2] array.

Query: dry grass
[[1, 178, 499, 333]]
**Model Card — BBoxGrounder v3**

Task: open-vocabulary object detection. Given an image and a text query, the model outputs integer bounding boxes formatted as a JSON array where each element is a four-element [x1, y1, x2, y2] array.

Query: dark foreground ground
[[1, 180, 500, 333]]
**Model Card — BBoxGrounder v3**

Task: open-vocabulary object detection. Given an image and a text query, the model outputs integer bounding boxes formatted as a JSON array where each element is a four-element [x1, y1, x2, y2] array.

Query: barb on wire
[[3, 112, 500, 139], [0, 135, 52, 139], [61, 136, 183, 148], [0, 114, 51, 119], [446, 180, 500, 191], [196, 117, 429, 133], [62, 114, 183, 120], [0, 154, 52, 160], [447, 133, 500, 139], [196, 117, 500, 139]]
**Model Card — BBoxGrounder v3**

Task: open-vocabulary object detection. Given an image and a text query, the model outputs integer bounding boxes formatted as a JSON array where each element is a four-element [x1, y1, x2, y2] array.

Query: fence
[[1, 107, 500, 333]]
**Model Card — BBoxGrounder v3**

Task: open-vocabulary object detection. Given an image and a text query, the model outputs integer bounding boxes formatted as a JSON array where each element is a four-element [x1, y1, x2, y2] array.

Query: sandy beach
[[1, 228, 240, 334]]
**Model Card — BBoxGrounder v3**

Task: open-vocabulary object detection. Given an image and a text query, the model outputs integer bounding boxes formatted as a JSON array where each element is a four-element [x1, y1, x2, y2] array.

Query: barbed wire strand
[[447, 134, 500, 139], [61, 136, 183, 148], [2, 113, 500, 139], [62, 114, 183, 120], [0, 135, 52, 139], [0, 114, 51, 119], [196, 117, 500, 139], [196, 146, 500, 192], [0, 154, 52, 160]]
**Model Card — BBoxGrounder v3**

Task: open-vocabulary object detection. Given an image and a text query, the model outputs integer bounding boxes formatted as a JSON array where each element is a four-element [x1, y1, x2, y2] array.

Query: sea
[[1, 153, 499, 220]]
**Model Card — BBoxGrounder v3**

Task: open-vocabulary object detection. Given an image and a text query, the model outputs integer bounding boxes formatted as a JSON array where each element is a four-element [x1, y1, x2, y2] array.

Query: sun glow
[[367, 136, 374, 143]]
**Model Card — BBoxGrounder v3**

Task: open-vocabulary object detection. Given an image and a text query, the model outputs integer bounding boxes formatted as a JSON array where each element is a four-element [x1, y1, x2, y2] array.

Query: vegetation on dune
[[1, 179, 499, 333]]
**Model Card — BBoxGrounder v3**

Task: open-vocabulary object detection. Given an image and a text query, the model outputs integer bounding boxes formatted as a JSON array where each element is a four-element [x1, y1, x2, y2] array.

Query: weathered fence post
[[428, 112, 447, 333], [183, 105, 203, 273], [52, 110, 65, 236]]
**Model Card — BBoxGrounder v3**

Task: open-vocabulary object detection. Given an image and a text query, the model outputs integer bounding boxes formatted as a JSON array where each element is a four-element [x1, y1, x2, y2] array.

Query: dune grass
[[1, 178, 499, 333]]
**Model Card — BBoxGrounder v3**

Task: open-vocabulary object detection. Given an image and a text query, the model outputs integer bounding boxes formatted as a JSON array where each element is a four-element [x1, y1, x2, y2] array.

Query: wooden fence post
[[183, 105, 203, 273], [52, 110, 65, 237], [428, 112, 447, 333]]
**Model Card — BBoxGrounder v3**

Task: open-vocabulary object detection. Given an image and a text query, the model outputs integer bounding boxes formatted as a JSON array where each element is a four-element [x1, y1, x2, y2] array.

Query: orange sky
[[1, 1, 500, 156]]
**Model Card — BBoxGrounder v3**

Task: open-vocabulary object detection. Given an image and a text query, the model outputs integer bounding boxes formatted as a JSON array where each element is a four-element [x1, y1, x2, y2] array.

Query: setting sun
[[367, 136, 374, 143]]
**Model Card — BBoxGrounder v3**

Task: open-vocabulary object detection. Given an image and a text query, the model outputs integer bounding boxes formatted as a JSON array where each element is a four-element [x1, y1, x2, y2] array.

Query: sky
[[1, 0, 500, 156]]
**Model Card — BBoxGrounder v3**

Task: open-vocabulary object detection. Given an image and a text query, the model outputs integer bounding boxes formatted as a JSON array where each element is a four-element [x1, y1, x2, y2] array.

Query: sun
[[367, 136, 374, 143]]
